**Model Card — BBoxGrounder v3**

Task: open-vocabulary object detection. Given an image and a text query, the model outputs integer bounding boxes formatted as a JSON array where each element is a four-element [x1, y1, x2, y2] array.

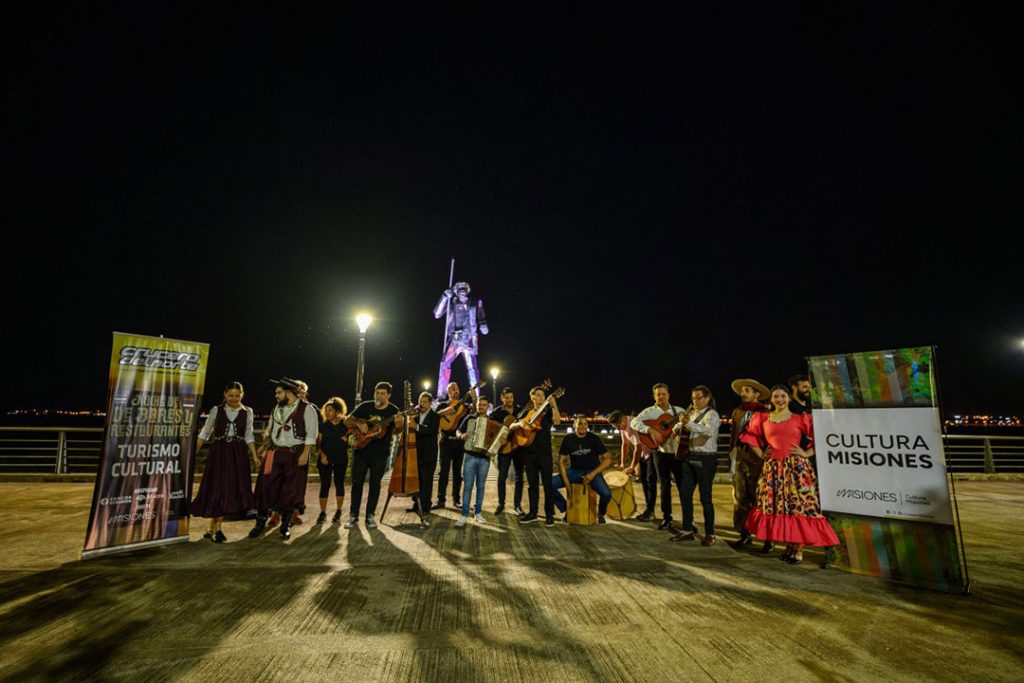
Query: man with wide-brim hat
[[727, 378, 771, 551], [249, 378, 318, 540]]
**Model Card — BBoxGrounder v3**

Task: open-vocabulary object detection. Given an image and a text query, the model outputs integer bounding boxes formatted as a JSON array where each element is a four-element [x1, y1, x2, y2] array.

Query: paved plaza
[[0, 480, 1021, 682]]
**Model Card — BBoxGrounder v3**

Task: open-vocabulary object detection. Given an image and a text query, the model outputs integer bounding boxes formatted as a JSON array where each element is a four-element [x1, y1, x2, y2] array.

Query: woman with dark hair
[[192, 382, 258, 542], [316, 396, 349, 523], [739, 384, 838, 564]]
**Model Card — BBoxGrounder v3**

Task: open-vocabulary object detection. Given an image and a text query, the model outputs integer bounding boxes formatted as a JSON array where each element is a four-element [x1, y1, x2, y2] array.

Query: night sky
[[5, 6, 1021, 415]]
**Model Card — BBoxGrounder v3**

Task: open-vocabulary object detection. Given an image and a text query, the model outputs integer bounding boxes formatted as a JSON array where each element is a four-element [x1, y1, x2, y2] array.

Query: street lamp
[[489, 366, 500, 404], [354, 313, 373, 404], [423, 380, 431, 393]]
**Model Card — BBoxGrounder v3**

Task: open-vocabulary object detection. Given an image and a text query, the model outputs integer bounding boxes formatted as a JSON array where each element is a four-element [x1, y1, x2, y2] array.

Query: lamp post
[[354, 313, 373, 404], [489, 367, 499, 404]]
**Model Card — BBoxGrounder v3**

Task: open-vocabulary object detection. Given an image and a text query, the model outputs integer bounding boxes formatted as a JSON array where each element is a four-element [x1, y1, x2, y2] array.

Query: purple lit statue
[[434, 281, 488, 393]]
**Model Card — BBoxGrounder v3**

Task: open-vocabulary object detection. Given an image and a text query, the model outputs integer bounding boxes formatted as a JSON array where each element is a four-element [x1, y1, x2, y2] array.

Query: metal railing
[[1, 425, 1022, 474]]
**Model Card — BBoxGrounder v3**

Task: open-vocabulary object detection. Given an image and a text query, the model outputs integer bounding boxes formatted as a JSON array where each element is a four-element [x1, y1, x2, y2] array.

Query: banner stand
[[933, 347, 971, 594], [82, 535, 188, 561]]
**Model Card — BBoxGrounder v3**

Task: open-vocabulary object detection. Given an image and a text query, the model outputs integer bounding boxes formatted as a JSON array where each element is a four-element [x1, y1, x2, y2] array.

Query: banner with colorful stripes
[[808, 347, 968, 593]]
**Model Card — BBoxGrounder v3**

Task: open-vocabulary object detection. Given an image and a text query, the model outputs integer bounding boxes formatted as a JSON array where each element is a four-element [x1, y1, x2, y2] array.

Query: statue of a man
[[434, 281, 488, 394]]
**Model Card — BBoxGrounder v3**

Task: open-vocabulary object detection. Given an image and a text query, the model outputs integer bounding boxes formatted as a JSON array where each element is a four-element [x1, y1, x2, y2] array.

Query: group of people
[[191, 374, 839, 566]]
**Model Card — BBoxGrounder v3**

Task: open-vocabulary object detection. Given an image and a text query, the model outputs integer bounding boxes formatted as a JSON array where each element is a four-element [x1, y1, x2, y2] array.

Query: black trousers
[[417, 443, 438, 512], [523, 449, 554, 518], [639, 456, 657, 512], [654, 451, 685, 522], [318, 457, 348, 499], [680, 453, 717, 535], [349, 450, 388, 518], [497, 449, 525, 507], [437, 436, 464, 503]]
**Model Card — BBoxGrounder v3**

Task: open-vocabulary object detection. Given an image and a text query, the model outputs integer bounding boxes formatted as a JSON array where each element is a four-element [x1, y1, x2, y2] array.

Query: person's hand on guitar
[[357, 421, 369, 435]]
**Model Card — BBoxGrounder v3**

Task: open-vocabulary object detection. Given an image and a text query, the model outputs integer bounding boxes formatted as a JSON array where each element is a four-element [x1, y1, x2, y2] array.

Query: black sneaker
[[248, 518, 267, 538], [494, 505, 505, 515], [331, 510, 342, 523], [213, 530, 227, 543], [658, 518, 674, 530], [730, 534, 752, 550], [202, 530, 213, 541], [597, 516, 607, 525], [513, 506, 525, 516], [545, 517, 555, 527], [761, 541, 775, 554], [316, 511, 327, 524], [518, 514, 539, 524], [635, 510, 653, 521], [431, 501, 446, 510], [279, 524, 291, 539]]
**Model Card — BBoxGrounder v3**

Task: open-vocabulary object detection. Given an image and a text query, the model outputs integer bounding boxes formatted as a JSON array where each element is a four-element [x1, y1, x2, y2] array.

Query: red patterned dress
[[739, 411, 838, 546]]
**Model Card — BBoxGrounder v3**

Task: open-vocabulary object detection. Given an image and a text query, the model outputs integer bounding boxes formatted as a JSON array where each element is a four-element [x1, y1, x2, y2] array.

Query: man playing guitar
[[343, 381, 405, 529], [513, 385, 562, 526], [630, 383, 687, 531], [433, 381, 478, 509]]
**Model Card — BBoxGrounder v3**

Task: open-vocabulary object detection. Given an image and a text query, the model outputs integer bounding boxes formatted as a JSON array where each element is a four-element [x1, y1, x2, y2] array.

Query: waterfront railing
[[0, 425, 1021, 475]]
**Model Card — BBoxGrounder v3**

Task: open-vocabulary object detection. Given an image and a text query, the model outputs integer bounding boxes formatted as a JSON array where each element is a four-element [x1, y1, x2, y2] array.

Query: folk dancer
[[192, 381, 258, 542], [738, 384, 839, 565], [727, 378, 770, 551], [551, 416, 613, 524], [670, 386, 722, 545], [344, 381, 404, 529], [249, 378, 318, 539], [630, 383, 687, 532]]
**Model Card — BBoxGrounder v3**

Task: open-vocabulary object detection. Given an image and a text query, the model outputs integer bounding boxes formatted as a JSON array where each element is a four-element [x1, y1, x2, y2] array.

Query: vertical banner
[[808, 347, 968, 593], [82, 332, 209, 559]]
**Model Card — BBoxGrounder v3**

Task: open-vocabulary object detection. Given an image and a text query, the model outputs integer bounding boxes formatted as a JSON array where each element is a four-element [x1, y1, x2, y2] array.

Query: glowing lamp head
[[490, 367, 500, 381], [423, 380, 431, 391], [356, 313, 373, 334]]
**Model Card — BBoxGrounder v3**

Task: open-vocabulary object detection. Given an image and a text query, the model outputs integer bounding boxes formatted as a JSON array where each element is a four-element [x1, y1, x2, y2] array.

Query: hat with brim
[[731, 378, 770, 400], [270, 378, 302, 394]]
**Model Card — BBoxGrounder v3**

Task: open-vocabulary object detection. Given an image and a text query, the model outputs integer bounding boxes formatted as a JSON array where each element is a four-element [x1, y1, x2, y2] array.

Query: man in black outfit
[[488, 387, 525, 515], [514, 385, 562, 526], [344, 381, 403, 529], [408, 391, 441, 515]]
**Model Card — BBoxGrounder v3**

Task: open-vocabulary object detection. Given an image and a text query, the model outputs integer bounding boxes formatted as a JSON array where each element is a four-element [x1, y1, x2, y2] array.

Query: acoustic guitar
[[437, 380, 487, 432], [350, 406, 417, 451], [637, 404, 692, 451], [497, 379, 552, 454], [511, 386, 566, 448]]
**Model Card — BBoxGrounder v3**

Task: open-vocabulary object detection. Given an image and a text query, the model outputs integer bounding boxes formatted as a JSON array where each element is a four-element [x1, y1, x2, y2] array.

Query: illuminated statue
[[434, 281, 488, 393]]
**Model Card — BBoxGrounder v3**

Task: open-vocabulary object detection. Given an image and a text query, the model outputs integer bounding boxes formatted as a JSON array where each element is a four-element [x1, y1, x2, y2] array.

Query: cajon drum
[[604, 469, 636, 520], [566, 482, 597, 525]]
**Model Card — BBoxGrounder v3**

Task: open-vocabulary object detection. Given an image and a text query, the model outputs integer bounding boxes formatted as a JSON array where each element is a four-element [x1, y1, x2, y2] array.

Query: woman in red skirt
[[192, 381, 258, 542], [739, 384, 838, 564]]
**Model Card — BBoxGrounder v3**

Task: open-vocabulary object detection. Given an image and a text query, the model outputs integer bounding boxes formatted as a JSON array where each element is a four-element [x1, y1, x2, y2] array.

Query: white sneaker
[[365, 514, 377, 529], [344, 515, 357, 529], [474, 513, 486, 525], [455, 515, 468, 528]]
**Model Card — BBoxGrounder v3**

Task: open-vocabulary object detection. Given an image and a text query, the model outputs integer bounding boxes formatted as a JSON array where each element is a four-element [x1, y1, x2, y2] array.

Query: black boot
[[248, 515, 267, 539], [279, 509, 292, 539]]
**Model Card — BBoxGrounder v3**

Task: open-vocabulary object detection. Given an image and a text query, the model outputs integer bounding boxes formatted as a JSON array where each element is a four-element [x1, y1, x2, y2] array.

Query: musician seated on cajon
[[551, 416, 613, 524]]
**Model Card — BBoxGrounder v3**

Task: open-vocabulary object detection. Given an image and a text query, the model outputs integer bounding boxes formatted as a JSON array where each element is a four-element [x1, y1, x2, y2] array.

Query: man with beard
[[433, 381, 476, 509], [489, 387, 525, 515], [788, 375, 812, 415], [249, 378, 318, 540], [344, 381, 404, 529], [727, 378, 771, 551]]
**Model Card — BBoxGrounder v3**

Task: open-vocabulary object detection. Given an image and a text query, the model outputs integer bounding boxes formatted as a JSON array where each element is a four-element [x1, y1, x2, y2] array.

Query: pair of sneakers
[[344, 514, 377, 529], [455, 513, 486, 527]]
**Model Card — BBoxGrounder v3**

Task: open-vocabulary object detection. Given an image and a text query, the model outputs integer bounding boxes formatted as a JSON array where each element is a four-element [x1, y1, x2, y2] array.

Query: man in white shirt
[[249, 378, 319, 540], [670, 385, 722, 545], [630, 383, 687, 531]]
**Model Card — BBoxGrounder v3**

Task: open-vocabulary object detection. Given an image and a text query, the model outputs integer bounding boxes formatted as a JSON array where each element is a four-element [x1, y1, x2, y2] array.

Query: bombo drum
[[604, 469, 636, 520]]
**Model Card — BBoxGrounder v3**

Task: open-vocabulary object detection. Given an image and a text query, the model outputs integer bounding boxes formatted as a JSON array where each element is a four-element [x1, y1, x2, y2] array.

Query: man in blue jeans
[[455, 395, 493, 527], [552, 415, 613, 524]]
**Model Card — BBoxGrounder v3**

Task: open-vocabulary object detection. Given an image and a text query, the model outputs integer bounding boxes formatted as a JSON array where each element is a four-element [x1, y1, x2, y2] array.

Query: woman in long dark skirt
[[192, 381, 258, 542]]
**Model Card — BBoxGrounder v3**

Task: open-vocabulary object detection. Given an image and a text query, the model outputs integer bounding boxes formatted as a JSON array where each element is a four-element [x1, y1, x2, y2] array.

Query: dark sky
[[5, 5, 1022, 416]]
